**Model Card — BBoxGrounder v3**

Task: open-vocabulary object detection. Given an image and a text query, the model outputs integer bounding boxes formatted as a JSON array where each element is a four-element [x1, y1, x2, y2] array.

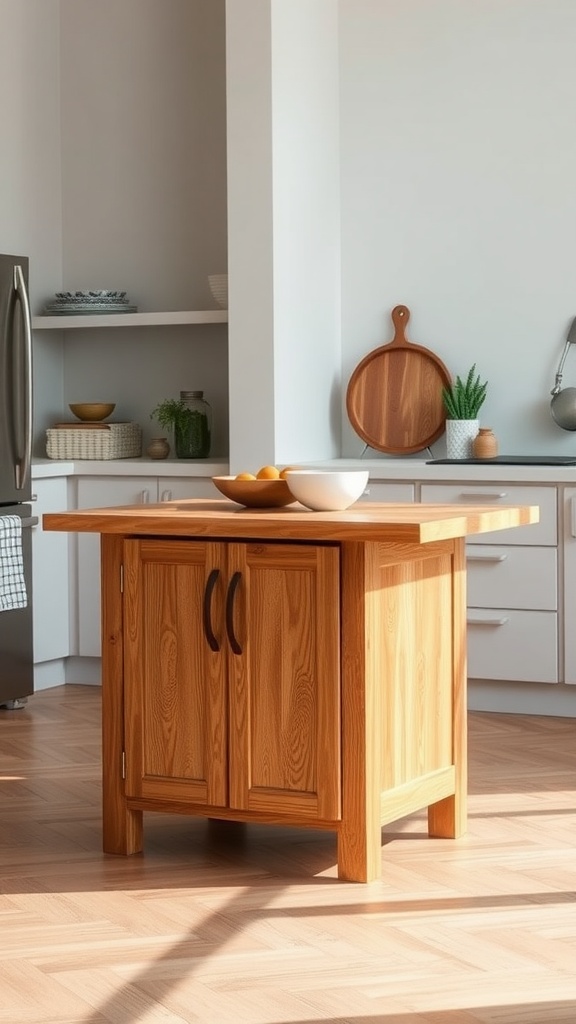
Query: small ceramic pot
[[147, 437, 170, 460], [445, 419, 479, 460], [472, 427, 498, 459]]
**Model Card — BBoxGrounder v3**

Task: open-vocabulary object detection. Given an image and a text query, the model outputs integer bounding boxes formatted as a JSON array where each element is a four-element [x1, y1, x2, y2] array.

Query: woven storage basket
[[46, 422, 142, 460]]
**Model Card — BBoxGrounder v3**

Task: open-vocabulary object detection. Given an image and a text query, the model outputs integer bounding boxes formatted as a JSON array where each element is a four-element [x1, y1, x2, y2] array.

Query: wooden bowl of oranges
[[212, 465, 297, 508]]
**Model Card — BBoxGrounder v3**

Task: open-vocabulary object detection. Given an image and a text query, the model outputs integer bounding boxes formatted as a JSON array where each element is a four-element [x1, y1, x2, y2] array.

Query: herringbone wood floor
[[1, 685, 575, 1024]]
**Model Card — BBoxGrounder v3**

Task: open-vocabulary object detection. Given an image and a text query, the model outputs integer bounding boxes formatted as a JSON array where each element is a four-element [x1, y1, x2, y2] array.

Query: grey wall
[[58, 0, 227, 311], [0, 0, 65, 441]]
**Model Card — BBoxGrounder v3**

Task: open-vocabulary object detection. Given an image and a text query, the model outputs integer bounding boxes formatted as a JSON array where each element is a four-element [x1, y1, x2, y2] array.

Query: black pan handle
[[203, 568, 220, 652], [225, 571, 242, 655]]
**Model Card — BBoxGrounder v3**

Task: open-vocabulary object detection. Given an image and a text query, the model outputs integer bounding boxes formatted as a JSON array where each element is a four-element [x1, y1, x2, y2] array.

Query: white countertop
[[300, 457, 576, 484], [32, 457, 229, 480], [31, 455, 576, 484]]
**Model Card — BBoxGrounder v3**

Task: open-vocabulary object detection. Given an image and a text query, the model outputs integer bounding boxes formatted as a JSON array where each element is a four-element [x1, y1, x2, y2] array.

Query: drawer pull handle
[[459, 492, 507, 500], [140, 489, 150, 504], [467, 615, 509, 627], [203, 569, 220, 652], [225, 571, 242, 655], [161, 489, 173, 502], [466, 552, 508, 563]]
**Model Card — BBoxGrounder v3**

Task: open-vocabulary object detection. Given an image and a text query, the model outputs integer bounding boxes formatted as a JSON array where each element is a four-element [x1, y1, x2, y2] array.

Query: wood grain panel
[[227, 542, 341, 821], [43, 499, 539, 545], [123, 539, 228, 808], [379, 549, 454, 790], [100, 534, 142, 855]]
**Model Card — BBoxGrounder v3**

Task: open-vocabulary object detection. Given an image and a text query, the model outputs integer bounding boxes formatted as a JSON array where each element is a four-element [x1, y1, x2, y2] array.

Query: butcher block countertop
[[43, 497, 539, 543]]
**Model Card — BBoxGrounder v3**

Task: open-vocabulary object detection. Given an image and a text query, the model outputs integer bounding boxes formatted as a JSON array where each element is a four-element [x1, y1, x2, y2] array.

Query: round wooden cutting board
[[345, 305, 452, 454]]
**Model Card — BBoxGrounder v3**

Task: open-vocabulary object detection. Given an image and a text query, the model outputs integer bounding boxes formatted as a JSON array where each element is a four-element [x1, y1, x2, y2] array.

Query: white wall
[[226, 0, 341, 472], [270, 1, 341, 463], [339, 0, 576, 457]]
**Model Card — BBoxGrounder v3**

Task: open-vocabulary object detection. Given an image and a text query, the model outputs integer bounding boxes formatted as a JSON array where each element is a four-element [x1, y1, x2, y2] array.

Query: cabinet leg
[[101, 533, 143, 856], [103, 804, 143, 856], [428, 537, 467, 840], [337, 821, 382, 883], [428, 792, 466, 839]]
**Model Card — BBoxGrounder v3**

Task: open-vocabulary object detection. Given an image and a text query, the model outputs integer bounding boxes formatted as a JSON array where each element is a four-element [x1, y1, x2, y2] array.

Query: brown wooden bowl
[[212, 476, 296, 508], [69, 402, 116, 421]]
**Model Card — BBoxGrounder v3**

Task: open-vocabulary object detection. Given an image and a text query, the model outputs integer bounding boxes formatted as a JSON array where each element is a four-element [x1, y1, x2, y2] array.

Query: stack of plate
[[43, 290, 138, 315]]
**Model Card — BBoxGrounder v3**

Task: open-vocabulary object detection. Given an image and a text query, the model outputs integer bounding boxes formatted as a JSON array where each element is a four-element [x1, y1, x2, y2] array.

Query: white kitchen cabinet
[[157, 477, 216, 502], [562, 487, 576, 684], [359, 481, 415, 503], [466, 545, 556, 611], [466, 609, 558, 684], [421, 482, 558, 684], [76, 477, 158, 657], [75, 474, 216, 658], [32, 477, 70, 665], [420, 484, 557, 546]]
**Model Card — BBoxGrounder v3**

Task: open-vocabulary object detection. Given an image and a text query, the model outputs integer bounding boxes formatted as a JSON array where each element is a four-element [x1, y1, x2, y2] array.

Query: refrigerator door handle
[[13, 264, 33, 492], [21, 516, 39, 529]]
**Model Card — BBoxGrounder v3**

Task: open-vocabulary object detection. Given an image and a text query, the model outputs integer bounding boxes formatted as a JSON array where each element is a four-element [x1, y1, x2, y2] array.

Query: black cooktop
[[427, 455, 576, 466]]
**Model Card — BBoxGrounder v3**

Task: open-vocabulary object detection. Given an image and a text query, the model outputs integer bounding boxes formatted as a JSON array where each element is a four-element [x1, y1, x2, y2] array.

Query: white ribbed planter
[[445, 419, 479, 460]]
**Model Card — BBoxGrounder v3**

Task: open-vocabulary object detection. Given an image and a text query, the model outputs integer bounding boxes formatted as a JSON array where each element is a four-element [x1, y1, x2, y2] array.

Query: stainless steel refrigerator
[[0, 253, 34, 709]]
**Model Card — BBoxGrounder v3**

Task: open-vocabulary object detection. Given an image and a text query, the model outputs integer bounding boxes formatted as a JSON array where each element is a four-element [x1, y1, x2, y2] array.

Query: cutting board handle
[[389, 304, 411, 347]]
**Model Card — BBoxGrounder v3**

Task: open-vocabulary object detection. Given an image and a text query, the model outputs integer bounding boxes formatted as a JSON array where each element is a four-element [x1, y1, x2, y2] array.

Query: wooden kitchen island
[[43, 498, 538, 882]]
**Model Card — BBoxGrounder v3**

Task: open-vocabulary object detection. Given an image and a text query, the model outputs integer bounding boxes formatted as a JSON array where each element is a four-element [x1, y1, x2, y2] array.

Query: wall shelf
[[32, 310, 228, 330]]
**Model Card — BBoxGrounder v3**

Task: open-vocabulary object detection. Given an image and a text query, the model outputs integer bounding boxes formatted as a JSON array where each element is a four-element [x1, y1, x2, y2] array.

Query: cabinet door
[[563, 487, 576, 684], [360, 481, 415, 503], [32, 477, 70, 663], [157, 477, 217, 502], [76, 477, 157, 657], [123, 539, 228, 806], [227, 542, 341, 821]]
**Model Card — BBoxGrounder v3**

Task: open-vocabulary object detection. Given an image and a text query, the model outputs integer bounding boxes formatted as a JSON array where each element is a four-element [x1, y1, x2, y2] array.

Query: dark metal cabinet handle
[[225, 571, 242, 654], [203, 568, 220, 652]]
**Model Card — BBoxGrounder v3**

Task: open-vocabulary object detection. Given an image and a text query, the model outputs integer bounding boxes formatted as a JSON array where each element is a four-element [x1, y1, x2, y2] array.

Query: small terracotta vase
[[147, 436, 170, 460], [472, 427, 498, 459]]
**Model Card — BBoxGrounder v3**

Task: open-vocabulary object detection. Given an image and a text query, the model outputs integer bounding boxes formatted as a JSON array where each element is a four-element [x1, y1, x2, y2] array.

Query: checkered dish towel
[[0, 515, 28, 611]]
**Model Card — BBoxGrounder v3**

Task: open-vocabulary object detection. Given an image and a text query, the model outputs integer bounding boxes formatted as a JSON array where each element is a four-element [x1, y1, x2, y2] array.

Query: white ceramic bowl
[[208, 273, 228, 308], [284, 470, 369, 511]]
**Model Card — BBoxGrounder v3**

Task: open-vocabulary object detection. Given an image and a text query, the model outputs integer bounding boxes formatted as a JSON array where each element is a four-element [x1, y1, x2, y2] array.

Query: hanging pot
[[550, 316, 576, 430]]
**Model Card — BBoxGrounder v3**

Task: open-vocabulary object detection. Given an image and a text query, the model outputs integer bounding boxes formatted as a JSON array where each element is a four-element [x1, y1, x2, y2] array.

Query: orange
[[256, 465, 280, 480], [235, 472, 256, 481], [279, 466, 299, 479]]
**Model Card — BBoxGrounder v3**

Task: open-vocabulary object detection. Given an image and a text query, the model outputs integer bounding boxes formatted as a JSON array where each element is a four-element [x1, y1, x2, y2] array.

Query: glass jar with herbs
[[150, 390, 212, 459]]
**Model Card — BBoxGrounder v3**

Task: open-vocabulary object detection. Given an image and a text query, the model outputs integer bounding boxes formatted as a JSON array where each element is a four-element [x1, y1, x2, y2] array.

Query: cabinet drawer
[[158, 477, 217, 502], [466, 545, 557, 610], [360, 482, 415, 503], [467, 609, 558, 683], [421, 484, 556, 545]]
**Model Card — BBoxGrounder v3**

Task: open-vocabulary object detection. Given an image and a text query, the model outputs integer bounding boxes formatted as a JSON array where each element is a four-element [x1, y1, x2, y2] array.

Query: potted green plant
[[150, 392, 212, 459], [441, 364, 488, 459], [442, 364, 488, 420]]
